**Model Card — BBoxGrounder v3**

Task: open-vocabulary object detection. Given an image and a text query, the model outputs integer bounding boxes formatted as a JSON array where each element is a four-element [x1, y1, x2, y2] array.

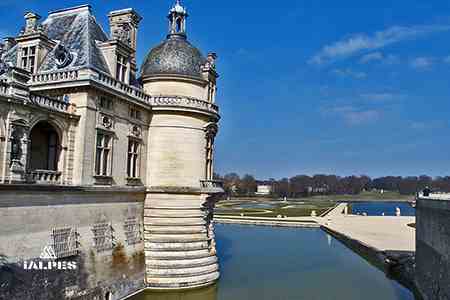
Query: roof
[[141, 35, 206, 80], [0, 5, 110, 74], [39, 5, 109, 73]]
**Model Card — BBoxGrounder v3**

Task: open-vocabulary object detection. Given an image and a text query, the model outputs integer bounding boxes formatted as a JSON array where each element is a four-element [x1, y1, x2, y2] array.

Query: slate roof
[[39, 5, 110, 73], [141, 35, 207, 80], [0, 5, 110, 74]]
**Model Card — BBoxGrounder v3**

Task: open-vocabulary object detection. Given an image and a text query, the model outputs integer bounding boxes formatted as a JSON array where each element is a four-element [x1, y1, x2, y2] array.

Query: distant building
[[256, 184, 273, 195]]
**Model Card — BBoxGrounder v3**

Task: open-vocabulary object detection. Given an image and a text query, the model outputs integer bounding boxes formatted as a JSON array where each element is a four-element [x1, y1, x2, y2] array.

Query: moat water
[[349, 201, 415, 216], [131, 224, 415, 300]]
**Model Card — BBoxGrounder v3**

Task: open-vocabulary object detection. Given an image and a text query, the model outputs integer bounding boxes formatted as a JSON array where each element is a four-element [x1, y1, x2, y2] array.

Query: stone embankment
[[319, 203, 420, 298], [215, 215, 320, 228]]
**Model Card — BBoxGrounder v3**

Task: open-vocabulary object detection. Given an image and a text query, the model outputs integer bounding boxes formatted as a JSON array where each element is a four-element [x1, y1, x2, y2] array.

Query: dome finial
[[168, 0, 188, 39]]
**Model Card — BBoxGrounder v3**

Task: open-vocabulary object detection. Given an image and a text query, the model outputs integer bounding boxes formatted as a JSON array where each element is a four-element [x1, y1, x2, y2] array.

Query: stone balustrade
[[29, 170, 62, 185], [29, 93, 76, 114], [31, 70, 79, 83], [200, 180, 224, 193], [150, 96, 219, 114], [29, 69, 219, 115], [96, 72, 151, 102]]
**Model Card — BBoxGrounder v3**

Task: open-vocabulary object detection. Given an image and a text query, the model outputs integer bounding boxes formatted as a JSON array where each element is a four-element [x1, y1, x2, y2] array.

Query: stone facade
[[416, 194, 450, 300], [0, 2, 223, 299]]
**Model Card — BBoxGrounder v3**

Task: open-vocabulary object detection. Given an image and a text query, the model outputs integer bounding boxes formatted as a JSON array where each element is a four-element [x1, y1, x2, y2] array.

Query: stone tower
[[141, 0, 222, 289]]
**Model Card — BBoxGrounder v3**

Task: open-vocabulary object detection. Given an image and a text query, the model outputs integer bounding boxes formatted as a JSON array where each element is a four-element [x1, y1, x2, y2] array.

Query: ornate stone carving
[[10, 124, 25, 162], [54, 44, 73, 69], [130, 125, 141, 138], [99, 114, 113, 129], [8, 121, 28, 182], [204, 123, 218, 140], [113, 23, 131, 45], [0, 55, 12, 77], [205, 53, 217, 70]]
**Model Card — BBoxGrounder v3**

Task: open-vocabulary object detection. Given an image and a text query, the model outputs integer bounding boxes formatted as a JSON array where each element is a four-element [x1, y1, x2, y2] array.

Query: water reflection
[[131, 224, 416, 300], [130, 284, 217, 300]]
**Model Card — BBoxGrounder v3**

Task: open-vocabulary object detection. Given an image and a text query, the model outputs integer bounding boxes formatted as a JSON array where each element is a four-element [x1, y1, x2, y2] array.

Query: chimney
[[23, 12, 41, 34], [3, 37, 17, 52], [108, 8, 142, 55]]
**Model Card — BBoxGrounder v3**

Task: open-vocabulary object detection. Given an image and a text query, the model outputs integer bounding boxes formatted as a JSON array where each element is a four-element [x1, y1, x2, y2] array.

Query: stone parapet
[[416, 197, 450, 300]]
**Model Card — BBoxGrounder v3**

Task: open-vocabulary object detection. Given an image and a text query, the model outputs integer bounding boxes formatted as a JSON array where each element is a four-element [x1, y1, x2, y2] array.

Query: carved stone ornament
[[54, 44, 73, 69], [131, 125, 141, 137], [205, 123, 218, 140], [0, 57, 11, 77], [10, 125, 24, 162], [113, 23, 131, 45], [102, 116, 113, 129]]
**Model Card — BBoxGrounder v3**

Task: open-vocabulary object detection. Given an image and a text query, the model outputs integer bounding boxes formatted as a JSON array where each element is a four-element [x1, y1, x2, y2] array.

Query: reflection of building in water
[[0, 1, 223, 298], [131, 284, 218, 300], [327, 234, 332, 247]]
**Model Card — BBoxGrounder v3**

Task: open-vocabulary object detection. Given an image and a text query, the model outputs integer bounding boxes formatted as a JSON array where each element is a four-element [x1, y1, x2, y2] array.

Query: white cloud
[[359, 52, 384, 64], [331, 68, 367, 79], [322, 105, 381, 125], [309, 25, 450, 65], [360, 93, 404, 102], [359, 52, 400, 65], [410, 57, 434, 70]]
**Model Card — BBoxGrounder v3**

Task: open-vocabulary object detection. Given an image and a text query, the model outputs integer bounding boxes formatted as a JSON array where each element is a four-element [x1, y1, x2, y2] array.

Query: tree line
[[214, 173, 450, 197]]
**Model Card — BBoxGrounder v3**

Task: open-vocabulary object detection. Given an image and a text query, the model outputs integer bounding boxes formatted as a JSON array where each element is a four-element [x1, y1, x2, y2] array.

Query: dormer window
[[116, 54, 128, 82], [21, 46, 36, 73]]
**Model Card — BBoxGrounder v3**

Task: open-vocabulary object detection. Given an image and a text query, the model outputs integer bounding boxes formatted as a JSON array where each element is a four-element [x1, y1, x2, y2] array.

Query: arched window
[[176, 18, 182, 32], [205, 136, 214, 180], [29, 121, 60, 171]]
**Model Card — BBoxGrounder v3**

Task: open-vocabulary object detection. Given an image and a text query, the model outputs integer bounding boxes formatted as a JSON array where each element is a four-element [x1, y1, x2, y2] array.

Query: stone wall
[[416, 198, 450, 300], [0, 186, 146, 300]]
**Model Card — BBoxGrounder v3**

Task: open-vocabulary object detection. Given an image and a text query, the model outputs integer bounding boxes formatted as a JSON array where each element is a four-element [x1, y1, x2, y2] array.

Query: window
[[205, 137, 214, 180], [92, 222, 114, 252], [124, 216, 142, 245], [21, 46, 36, 73], [116, 54, 128, 82], [29, 121, 60, 171], [129, 106, 142, 120], [127, 139, 140, 178], [100, 97, 113, 110], [51, 227, 79, 258], [95, 133, 112, 176]]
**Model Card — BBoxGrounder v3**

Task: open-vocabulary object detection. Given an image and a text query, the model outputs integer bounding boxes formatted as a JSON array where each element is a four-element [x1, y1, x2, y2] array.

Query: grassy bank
[[227, 191, 412, 202]]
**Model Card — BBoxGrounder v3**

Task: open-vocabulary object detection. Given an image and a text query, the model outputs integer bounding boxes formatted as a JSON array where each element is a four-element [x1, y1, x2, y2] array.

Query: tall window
[[29, 121, 60, 171], [21, 46, 36, 73], [100, 97, 113, 110], [205, 137, 214, 180], [127, 139, 140, 178], [95, 133, 112, 176], [116, 54, 128, 82], [129, 107, 142, 121]]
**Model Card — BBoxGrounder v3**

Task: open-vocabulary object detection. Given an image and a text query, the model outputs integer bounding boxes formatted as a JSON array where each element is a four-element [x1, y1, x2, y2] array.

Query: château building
[[0, 1, 223, 299]]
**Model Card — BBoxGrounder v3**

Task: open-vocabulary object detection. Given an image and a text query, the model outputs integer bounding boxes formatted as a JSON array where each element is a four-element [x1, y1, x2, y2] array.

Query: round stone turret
[[141, 0, 222, 291]]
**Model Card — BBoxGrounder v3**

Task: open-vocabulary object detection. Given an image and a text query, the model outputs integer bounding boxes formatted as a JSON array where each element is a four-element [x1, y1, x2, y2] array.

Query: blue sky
[[1, 0, 450, 179]]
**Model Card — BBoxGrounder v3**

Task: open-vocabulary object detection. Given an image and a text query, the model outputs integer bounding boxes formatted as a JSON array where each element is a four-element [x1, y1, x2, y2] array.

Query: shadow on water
[[215, 226, 233, 265], [129, 284, 218, 300]]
